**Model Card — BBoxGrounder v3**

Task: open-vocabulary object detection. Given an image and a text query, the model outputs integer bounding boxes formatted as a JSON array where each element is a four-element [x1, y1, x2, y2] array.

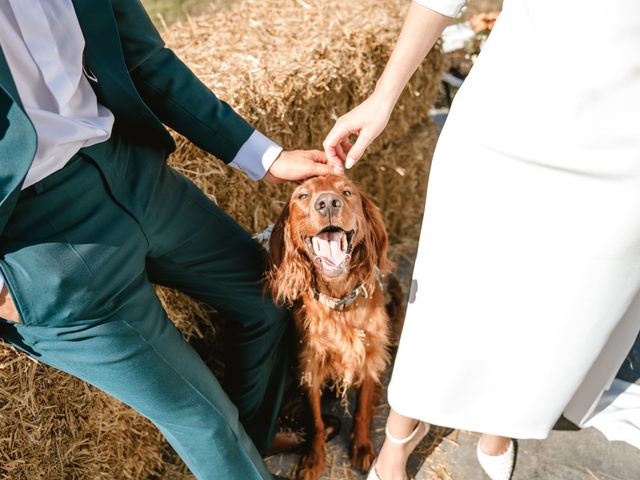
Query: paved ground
[[436, 427, 638, 480]]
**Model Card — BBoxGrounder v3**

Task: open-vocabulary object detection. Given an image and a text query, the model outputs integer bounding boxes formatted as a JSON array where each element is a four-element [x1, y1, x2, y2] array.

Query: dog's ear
[[269, 202, 290, 270], [267, 202, 311, 305], [360, 193, 393, 274]]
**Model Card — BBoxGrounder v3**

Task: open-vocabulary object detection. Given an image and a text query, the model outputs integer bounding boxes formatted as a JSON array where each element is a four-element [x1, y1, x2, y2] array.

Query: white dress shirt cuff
[[229, 130, 283, 180], [413, 0, 466, 18], [0, 272, 5, 298]]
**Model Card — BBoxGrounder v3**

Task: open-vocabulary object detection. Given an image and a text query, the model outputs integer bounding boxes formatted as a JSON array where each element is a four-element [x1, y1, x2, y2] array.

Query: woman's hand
[[323, 2, 451, 169], [323, 94, 394, 169], [263, 149, 341, 184], [0, 286, 21, 323]]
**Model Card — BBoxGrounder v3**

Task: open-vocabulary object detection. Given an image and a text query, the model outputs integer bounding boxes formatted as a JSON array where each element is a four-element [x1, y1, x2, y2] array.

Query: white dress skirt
[[387, 0, 640, 439]]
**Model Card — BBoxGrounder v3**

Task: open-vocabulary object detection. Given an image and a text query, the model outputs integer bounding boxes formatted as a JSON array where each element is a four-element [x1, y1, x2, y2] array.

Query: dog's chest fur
[[294, 289, 390, 391]]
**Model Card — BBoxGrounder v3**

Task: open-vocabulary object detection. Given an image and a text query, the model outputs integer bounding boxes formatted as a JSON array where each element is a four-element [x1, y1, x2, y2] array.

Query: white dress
[[388, 0, 640, 439]]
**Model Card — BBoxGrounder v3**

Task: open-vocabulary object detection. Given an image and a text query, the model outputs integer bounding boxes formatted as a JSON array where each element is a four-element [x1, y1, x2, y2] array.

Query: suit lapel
[[71, 0, 173, 151], [71, 0, 116, 76], [0, 44, 24, 109], [0, 45, 37, 234], [71, 0, 143, 102]]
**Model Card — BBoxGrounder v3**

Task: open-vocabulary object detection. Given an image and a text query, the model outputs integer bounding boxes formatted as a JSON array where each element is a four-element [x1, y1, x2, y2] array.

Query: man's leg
[[0, 275, 272, 479], [0, 155, 274, 479], [140, 165, 291, 451]]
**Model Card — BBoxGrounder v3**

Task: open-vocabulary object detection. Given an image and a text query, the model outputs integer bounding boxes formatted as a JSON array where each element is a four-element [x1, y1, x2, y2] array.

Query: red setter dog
[[268, 175, 392, 480]]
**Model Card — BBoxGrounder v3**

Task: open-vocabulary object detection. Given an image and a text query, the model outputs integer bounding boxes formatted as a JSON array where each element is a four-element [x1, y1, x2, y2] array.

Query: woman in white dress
[[323, 1, 640, 478]]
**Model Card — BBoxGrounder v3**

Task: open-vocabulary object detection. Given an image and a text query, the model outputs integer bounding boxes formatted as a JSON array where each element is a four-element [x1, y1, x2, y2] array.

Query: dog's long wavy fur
[[267, 175, 393, 479]]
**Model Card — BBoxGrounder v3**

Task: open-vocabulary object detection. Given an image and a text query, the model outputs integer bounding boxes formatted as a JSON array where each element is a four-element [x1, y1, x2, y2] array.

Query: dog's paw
[[350, 439, 376, 472], [296, 447, 325, 480]]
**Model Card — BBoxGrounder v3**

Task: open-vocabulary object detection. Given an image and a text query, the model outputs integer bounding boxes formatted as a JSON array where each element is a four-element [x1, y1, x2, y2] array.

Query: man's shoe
[[261, 414, 341, 457]]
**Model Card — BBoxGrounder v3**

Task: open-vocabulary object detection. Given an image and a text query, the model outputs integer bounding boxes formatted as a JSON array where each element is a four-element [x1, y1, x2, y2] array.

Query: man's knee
[[228, 300, 290, 340], [262, 298, 290, 330]]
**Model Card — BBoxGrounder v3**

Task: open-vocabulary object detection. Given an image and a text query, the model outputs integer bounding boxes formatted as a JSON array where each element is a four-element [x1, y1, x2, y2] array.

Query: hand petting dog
[[263, 150, 343, 184]]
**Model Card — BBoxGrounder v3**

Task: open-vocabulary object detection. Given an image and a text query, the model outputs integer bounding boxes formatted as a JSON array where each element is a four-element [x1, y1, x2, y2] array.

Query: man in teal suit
[[0, 1, 338, 478]]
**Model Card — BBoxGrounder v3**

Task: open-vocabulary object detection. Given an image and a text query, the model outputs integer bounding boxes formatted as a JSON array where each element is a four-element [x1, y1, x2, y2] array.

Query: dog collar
[[313, 283, 369, 311]]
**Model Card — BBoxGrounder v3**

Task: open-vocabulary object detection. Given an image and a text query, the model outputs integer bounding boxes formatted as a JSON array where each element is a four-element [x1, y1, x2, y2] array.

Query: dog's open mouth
[[304, 226, 355, 277]]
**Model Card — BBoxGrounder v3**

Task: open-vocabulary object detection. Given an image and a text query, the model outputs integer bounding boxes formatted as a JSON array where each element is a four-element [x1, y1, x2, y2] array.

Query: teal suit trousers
[[0, 134, 289, 479]]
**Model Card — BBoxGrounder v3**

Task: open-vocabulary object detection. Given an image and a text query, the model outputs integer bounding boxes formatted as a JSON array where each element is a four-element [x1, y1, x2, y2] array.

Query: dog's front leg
[[297, 385, 326, 480], [350, 376, 377, 472]]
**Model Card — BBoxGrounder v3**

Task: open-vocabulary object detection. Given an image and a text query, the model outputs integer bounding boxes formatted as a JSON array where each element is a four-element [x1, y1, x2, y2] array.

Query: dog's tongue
[[312, 231, 347, 266]]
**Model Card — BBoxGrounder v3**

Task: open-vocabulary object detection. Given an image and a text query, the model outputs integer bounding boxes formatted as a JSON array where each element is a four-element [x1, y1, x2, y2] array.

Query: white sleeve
[[0, 272, 4, 296], [229, 130, 283, 181], [412, 0, 466, 18]]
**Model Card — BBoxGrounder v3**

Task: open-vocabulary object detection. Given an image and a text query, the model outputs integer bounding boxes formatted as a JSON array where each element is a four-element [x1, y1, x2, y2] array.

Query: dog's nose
[[314, 193, 343, 216]]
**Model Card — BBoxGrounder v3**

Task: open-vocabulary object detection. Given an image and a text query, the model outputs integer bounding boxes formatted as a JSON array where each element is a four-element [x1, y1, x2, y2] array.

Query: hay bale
[[0, 0, 444, 478], [164, 0, 444, 235], [0, 350, 167, 480], [163, 0, 444, 241], [163, 0, 444, 153]]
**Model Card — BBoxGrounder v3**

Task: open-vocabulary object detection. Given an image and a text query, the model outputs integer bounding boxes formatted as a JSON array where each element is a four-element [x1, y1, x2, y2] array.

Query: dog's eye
[[298, 193, 310, 200], [343, 190, 352, 197]]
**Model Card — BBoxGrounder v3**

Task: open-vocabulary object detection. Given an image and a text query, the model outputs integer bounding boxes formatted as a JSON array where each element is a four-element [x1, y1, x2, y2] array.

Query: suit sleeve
[[109, 0, 281, 178]]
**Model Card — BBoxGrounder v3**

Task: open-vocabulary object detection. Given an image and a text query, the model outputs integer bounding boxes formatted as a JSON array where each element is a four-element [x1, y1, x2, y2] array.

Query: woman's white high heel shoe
[[476, 439, 515, 480], [367, 421, 429, 480]]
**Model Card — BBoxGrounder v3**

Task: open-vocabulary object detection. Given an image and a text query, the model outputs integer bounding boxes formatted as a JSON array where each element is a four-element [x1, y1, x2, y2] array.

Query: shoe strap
[[384, 422, 424, 445]]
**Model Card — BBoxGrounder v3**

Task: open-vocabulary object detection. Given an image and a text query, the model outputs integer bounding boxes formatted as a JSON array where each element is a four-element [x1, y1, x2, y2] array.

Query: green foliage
[[142, 0, 234, 25]]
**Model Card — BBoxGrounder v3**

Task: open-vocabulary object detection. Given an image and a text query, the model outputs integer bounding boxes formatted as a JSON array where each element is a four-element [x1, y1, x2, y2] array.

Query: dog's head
[[268, 175, 391, 305]]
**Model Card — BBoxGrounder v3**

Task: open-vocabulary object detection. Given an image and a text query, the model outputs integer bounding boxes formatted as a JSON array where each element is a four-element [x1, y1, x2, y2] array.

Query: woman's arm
[[374, 3, 452, 112], [323, 2, 455, 168]]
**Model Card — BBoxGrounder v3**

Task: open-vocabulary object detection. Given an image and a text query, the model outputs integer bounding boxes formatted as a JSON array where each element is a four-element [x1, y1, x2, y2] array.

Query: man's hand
[[263, 150, 343, 184], [0, 286, 21, 323]]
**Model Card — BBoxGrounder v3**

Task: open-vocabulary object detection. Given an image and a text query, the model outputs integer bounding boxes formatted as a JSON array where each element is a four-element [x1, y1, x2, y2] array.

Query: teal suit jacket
[[0, 0, 256, 233]]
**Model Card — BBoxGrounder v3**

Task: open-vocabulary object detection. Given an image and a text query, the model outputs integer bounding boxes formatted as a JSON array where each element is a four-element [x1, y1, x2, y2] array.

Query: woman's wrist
[[370, 85, 399, 119]]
